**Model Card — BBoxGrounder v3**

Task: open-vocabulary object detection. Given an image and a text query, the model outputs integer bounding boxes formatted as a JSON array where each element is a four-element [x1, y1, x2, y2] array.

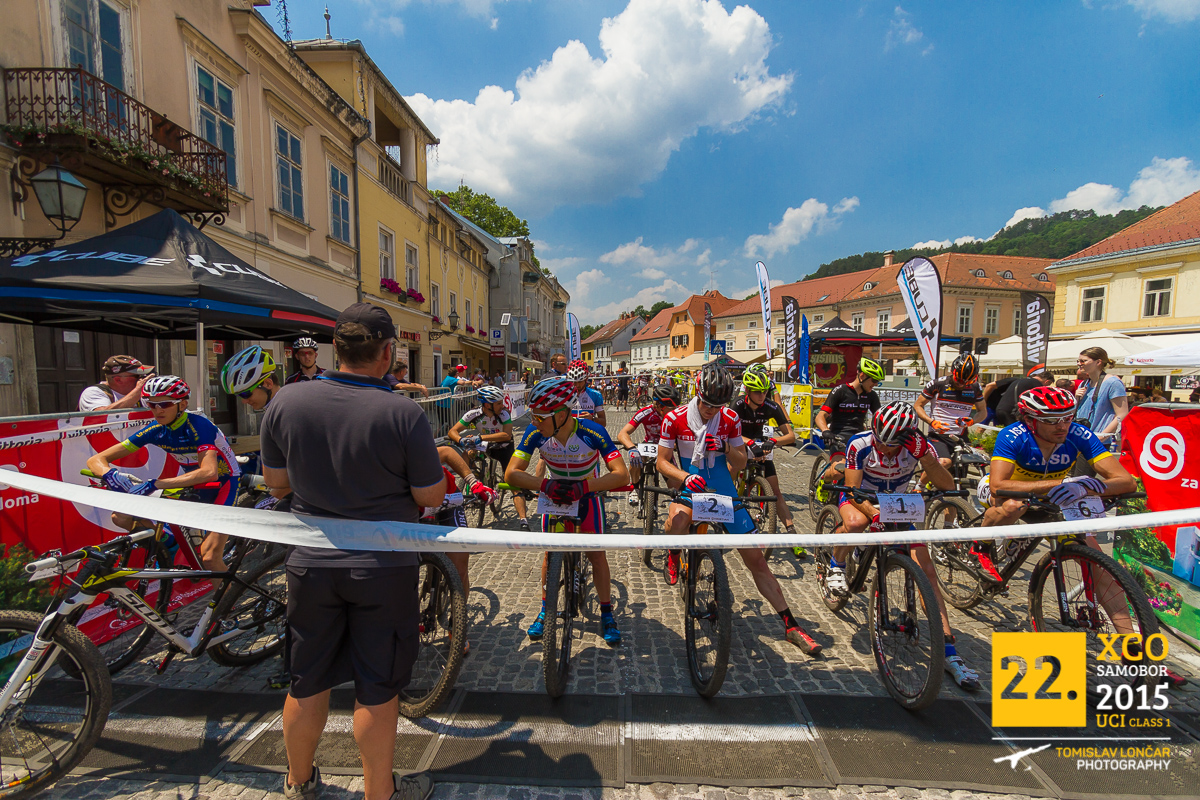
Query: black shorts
[[286, 564, 420, 706], [488, 443, 515, 468], [618, 387, 629, 400], [931, 439, 953, 459], [756, 460, 777, 479]]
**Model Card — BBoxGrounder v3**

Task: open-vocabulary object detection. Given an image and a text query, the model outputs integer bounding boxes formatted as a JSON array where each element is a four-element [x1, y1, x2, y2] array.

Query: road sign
[[491, 328, 503, 340], [709, 340, 726, 355]]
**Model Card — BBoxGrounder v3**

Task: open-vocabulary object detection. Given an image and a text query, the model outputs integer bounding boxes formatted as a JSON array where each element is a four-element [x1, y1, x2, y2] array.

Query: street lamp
[[447, 310, 459, 330], [0, 162, 89, 258]]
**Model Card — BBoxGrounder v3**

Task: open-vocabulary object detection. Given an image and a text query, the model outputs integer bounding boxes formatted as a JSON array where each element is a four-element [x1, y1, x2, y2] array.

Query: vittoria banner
[[1021, 292, 1052, 376], [784, 296, 800, 382], [755, 260, 772, 356], [799, 313, 810, 384], [897, 257, 943, 377]]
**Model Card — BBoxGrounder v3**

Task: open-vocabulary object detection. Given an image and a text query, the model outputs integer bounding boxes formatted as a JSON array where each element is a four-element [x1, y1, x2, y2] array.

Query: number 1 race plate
[[690, 493, 735, 523], [877, 493, 926, 523]]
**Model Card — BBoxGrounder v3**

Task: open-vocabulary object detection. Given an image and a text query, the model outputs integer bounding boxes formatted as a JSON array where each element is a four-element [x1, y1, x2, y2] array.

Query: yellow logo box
[[992, 632, 1086, 728]]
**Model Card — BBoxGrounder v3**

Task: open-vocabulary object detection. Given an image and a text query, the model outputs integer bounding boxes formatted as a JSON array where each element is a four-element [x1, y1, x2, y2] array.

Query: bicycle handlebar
[[24, 529, 156, 575], [642, 486, 779, 503], [823, 483, 968, 503], [81, 468, 223, 491], [994, 489, 1146, 502]]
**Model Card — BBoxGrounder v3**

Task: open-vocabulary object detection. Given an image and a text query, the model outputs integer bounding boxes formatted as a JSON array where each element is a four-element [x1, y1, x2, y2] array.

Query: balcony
[[2, 68, 228, 225], [379, 149, 412, 206]]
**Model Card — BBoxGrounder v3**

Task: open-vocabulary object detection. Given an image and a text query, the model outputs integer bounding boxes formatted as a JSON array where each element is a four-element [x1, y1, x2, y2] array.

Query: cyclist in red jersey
[[617, 384, 680, 507]]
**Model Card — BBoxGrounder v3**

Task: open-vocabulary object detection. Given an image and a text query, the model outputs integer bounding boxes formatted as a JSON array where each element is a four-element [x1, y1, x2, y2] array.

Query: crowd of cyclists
[[81, 340, 1186, 699]]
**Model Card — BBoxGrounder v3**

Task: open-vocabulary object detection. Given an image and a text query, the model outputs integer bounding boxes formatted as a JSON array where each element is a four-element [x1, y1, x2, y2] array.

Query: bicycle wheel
[[0, 611, 112, 798], [807, 452, 831, 522], [923, 497, 985, 611], [89, 537, 174, 674], [400, 553, 467, 718], [1028, 543, 1160, 692], [869, 551, 944, 711], [746, 475, 778, 537], [207, 551, 287, 667], [487, 458, 508, 522], [641, 479, 659, 567], [814, 506, 850, 612], [684, 548, 732, 697], [542, 552, 574, 698]]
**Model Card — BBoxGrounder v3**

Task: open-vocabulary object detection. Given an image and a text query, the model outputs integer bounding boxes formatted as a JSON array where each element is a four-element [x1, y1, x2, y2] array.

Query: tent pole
[[196, 322, 206, 417]]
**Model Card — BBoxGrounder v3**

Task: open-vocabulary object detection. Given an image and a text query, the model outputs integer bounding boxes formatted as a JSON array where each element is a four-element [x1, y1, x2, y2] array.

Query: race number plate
[[444, 492, 464, 507], [691, 492, 735, 523], [27, 558, 81, 583], [877, 493, 926, 523], [538, 495, 581, 518], [637, 442, 659, 459], [1060, 495, 1106, 521]]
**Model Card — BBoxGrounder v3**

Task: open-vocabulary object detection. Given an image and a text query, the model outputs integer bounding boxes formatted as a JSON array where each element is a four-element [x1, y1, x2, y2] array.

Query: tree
[[580, 324, 601, 340], [434, 185, 530, 238], [629, 300, 675, 319]]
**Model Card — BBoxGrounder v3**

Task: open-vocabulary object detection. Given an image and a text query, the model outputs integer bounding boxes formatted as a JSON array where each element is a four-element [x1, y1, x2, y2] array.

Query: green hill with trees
[[804, 206, 1162, 281]]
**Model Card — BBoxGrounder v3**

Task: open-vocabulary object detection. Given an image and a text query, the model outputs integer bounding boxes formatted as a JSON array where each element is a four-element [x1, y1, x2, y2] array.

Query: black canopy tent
[[0, 209, 340, 412]]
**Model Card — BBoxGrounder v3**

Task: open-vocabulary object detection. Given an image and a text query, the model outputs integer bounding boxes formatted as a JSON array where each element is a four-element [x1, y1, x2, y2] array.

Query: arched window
[[973, 269, 986, 278]]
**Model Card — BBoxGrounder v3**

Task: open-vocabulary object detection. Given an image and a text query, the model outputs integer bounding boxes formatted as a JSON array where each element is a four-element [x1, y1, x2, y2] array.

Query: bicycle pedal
[[156, 650, 178, 674], [266, 671, 292, 690]]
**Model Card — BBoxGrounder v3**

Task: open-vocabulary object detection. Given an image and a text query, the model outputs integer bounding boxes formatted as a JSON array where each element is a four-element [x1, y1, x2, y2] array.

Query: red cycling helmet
[[528, 376, 577, 414], [141, 375, 190, 401], [1016, 386, 1076, 422]]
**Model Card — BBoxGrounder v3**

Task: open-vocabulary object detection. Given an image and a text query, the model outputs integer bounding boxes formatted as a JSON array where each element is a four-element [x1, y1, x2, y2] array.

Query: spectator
[[1190, 387, 1200, 404], [543, 353, 568, 380], [78, 355, 155, 412], [1075, 345, 1128, 447], [385, 363, 428, 397], [261, 302, 443, 800], [285, 337, 325, 384], [1150, 385, 1168, 402], [1055, 378, 1075, 391], [992, 370, 1054, 427], [441, 364, 478, 394]]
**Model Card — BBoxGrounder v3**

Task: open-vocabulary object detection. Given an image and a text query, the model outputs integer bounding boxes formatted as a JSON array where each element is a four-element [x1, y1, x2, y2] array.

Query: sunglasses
[[1037, 415, 1075, 426], [531, 412, 557, 422], [144, 400, 178, 409], [236, 380, 268, 399], [698, 399, 723, 410]]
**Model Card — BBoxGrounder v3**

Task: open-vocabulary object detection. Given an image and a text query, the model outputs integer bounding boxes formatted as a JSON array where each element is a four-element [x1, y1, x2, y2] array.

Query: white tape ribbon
[[4, 468, 1200, 553]]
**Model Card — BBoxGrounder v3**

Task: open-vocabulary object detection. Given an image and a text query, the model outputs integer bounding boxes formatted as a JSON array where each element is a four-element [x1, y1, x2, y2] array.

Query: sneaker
[[390, 770, 433, 800], [520, 519, 531, 532], [968, 542, 1004, 584], [628, 492, 640, 507], [785, 626, 823, 657], [527, 609, 545, 640], [1165, 668, 1188, 689], [601, 614, 621, 646], [283, 765, 320, 800], [666, 552, 680, 586], [791, 546, 808, 560], [945, 655, 981, 691], [826, 565, 849, 596]]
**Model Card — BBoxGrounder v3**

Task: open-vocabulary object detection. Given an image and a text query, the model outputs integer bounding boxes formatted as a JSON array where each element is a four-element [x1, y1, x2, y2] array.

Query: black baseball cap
[[335, 303, 396, 341]]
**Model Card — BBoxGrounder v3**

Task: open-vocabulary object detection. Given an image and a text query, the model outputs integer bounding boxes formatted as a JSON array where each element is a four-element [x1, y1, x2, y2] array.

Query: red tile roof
[[847, 253, 1055, 301], [1053, 190, 1200, 265], [629, 291, 737, 342], [715, 272, 864, 317], [629, 307, 675, 343], [582, 315, 642, 345]]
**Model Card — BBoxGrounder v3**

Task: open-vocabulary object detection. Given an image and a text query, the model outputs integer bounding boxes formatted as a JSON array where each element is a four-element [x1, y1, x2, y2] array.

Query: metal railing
[[405, 387, 529, 443], [3, 67, 228, 198]]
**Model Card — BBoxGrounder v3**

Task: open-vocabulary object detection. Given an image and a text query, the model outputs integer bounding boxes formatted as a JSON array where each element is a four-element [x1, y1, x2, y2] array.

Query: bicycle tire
[[808, 452, 831, 522], [488, 458, 509, 522], [868, 551, 944, 711], [747, 475, 778, 537], [684, 547, 732, 697], [814, 506, 850, 612], [1028, 542, 1161, 692], [207, 551, 287, 667], [0, 610, 112, 798], [923, 497, 986, 611], [400, 553, 468, 718], [542, 551, 574, 698]]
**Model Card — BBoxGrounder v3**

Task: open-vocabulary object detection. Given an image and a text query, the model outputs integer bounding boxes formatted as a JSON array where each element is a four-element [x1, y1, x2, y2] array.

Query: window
[[65, 0, 126, 90], [464, 299, 471, 328], [197, 67, 237, 186], [431, 284, 440, 319], [973, 269, 986, 278], [812, 314, 823, 324], [1012, 306, 1021, 335], [851, 312, 864, 332], [957, 305, 973, 335], [405, 244, 419, 290], [1143, 278, 1172, 317], [275, 124, 304, 219], [985, 306, 1000, 335], [379, 227, 395, 280], [748, 320, 757, 328], [329, 165, 351, 243], [725, 339, 736, 351], [877, 311, 890, 334], [725, 323, 734, 331], [1080, 287, 1105, 323], [747, 339, 758, 350], [480, 307, 486, 333], [450, 292, 457, 315], [774, 336, 785, 351]]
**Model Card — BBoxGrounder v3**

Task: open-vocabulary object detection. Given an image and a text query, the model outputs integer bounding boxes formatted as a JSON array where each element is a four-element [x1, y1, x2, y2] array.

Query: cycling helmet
[[650, 384, 680, 406], [142, 375, 190, 401], [528, 376, 576, 413], [478, 385, 505, 404], [1016, 386, 1076, 422], [696, 364, 735, 405], [859, 357, 886, 382], [951, 353, 979, 384], [872, 401, 919, 445], [293, 336, 318, 351], [746, 362, 769, 375], [566, 362, 589, 382], [742, 370, 772, 393], [221, 346, 277, 395]]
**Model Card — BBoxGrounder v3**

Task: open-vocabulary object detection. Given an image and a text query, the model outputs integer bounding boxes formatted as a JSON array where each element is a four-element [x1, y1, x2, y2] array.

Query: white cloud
[[637, 267, 668, 280], [599, 236, 708, 269], [743, 196, 859, 258], [1127, 0, 1200, 23], [571, 279, 690, 325], [885, 6, 933, 54], [409, 0, 792, 210], [911, 239, 951, 250], [1003, 206, 1047, 229], [1045, 156, 1200, 216], [539, 256, 585, 275]]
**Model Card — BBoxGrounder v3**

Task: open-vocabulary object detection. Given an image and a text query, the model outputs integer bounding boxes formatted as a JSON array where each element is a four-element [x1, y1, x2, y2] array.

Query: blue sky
[[278, 0, 1200, 323]]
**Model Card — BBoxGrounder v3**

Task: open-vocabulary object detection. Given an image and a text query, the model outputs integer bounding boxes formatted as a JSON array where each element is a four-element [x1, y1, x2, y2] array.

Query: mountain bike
[[624, 443, 665, 566], [805, 434, 849, 522], [923, 489, 1160, 692], [401, 551, 467, 718], [461, 443, 509, 527], [812, 485, 958, 710], [924, 430, 990, 511], [736, 457, 777, 538]]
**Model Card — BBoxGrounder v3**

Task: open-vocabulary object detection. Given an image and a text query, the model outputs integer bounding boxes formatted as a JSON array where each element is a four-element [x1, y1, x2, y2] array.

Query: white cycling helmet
[[478, 385, 505, 404]]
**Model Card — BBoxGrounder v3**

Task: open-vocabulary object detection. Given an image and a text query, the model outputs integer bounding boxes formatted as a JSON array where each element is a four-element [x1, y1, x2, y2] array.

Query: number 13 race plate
[[637, 442, 659, 459], [690, 493, 735, 523]]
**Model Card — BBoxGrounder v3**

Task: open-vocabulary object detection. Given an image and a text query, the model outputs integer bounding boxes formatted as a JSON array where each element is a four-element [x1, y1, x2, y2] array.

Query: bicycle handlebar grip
[[24, 557, 59, 574], [80, 468, 97, 478], [994, 489, 1035, 499]]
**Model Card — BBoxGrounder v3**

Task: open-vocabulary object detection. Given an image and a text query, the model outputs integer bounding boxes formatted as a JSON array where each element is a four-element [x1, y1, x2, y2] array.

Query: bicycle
[[624, 443, 665, 566], [924, 430, 990, 511], [805, 433, 849, 522], [402, 551, 468, 718], [923, 489, 1160, 692], [812, 484, 955, 710], [461, 443, 509, 527], [736, 458, 778, 539]]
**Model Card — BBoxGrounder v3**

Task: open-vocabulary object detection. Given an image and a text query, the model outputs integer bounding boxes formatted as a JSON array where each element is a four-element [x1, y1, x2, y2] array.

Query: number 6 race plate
[[877, 493, 926, 523], [1060, 495, 1106, 521], [690, 492, 735, 523]]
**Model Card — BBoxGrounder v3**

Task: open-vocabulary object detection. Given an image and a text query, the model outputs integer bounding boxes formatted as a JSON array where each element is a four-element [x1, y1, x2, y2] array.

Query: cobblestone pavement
[[61, 409, 1200, 798]]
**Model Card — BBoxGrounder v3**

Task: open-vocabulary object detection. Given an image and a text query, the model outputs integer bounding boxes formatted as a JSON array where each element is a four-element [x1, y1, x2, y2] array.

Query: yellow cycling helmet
[[742, 370, 771, 393], [858, 357, 885, 382]]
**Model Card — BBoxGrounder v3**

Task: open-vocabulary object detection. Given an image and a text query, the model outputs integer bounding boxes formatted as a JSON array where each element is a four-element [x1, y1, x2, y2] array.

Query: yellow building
[[582, 341, 596, 367]]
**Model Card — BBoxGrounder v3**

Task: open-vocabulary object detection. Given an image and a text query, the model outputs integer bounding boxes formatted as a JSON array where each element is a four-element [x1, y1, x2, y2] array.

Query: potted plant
[[432, 315, 442, 325], [407, 288, 425, 304], [380, 278, 404, 298]]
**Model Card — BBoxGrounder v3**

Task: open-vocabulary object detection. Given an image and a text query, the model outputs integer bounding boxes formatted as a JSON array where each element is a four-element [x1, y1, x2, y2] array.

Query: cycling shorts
[[487, 443, 515, 468], [192, 474, 237, 507], [755, 460, 777, 479], [675, 459, 756, 535], [930, 439, 953, 460], [540, 493, 607, 535]]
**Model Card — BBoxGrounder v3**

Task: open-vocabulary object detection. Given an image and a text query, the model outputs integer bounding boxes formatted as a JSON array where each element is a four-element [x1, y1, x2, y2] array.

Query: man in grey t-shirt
[[261, 303, 444, 800]]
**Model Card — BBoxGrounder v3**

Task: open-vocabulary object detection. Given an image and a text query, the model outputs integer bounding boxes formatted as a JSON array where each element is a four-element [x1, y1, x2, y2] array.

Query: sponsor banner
[[0, 414, 146, 450], [898, 256, 943, 378], [810, 343, 863, 390], [1169, 375, 1199, 390], [567, 313, 582, 360], [1117, 405, 1200, 643], [877, 387, 923, 406], [704, 302, 712, 359], [755, 260, 772, 356], [1021, 292, 1052, 376], [503, 382, 529, 420], [783, 297, 800, 382], [799, 314, 810, 385], [778, 383, 812, 439]]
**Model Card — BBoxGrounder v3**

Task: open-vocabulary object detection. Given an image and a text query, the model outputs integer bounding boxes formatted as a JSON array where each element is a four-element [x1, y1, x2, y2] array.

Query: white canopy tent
[[1124, 340, 1200, 368]]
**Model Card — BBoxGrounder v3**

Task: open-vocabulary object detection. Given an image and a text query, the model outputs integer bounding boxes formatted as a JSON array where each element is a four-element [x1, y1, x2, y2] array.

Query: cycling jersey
[[921, 378, 983, 435], [659, 405, 755, 534], [572, 386, 605, 418], [285, 367, 325, 385], [820, 384, 880, 440], [458, 407, 512, 440], [123, 410, 240, 479], [628, 404, 666, 444], [842, 430, 933, 498], [991, 421, 1112, 482], [515, 417, 621, 481], [732, 397, 789, 441]]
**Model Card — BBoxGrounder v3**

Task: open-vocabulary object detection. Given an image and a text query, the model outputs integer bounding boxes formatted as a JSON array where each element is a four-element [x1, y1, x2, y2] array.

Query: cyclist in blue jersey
[[86, 375, 240, 571], [567, 360, 606, 428], [505, 376, 630, 646]]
